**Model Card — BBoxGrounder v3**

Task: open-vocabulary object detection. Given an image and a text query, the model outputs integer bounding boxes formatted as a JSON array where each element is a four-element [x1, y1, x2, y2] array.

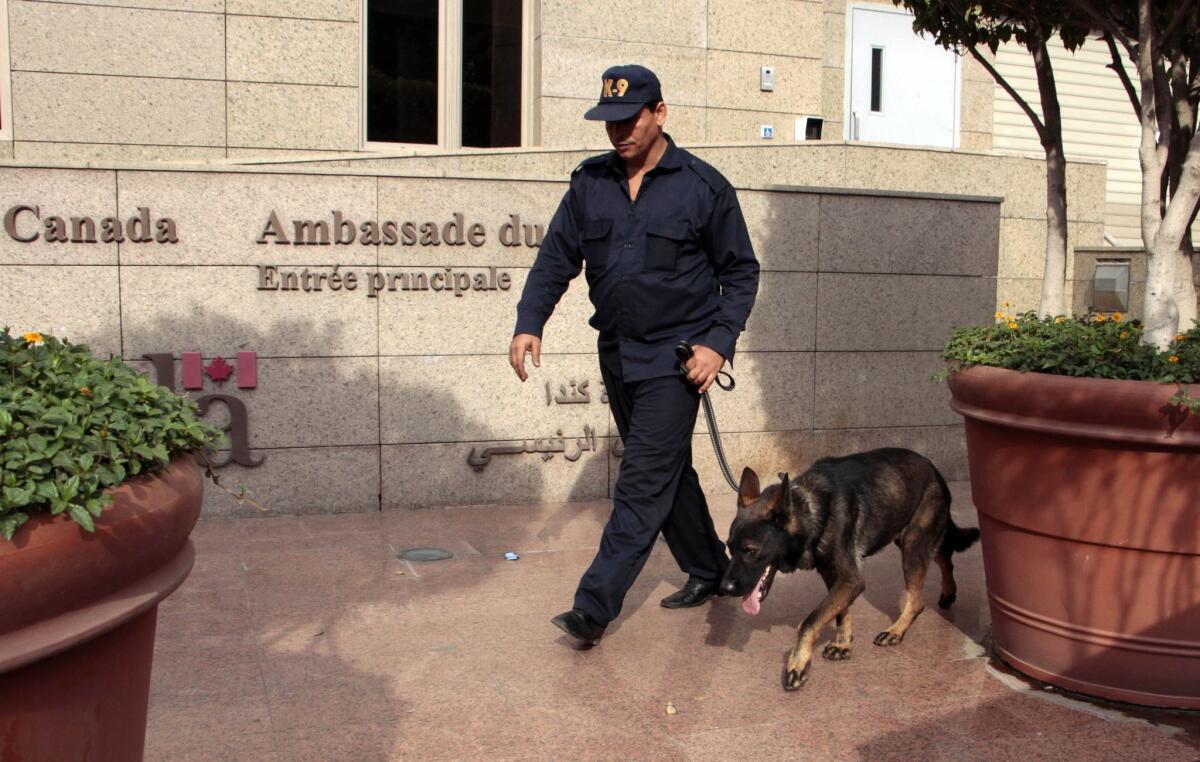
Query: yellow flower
[[22, 332, 43, 344], [1055, 316, 1067, 323], [994, 311, 1005, 320], [1112, 312, 1123, 322], [1169, 355, 1180, 364], [1120, 331, 1130, 339], [1176, 334, 1186, 342], [1002, 300, 1012, 308], [1008, 321, 1019, 330], [1095, 314, 1108, 323], [80, 386, 92, 397]]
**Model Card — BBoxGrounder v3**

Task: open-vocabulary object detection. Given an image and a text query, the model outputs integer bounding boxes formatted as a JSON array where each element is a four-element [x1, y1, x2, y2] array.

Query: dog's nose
[[720, 579, 737, 595]]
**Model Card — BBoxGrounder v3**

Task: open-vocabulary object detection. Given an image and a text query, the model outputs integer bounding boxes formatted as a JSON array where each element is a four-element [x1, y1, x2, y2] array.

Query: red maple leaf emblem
[[204, 356, 234, 384]]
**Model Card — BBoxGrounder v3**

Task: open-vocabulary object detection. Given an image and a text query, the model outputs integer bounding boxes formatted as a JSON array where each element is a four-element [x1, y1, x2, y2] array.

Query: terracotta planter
[[0, 454, 203, 760], [948, 366, 1200, 708]]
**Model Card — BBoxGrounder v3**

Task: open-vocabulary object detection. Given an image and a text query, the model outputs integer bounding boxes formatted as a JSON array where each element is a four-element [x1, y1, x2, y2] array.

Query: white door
[[847, 6, 960, 148]]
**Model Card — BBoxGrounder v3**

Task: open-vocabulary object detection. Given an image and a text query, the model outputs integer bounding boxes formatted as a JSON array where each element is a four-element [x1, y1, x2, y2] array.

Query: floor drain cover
[[396, 547, 454, 562]]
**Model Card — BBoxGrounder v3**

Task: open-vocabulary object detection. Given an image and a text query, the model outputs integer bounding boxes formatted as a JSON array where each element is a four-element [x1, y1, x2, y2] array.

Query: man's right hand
[[509, 334, 542, 381]]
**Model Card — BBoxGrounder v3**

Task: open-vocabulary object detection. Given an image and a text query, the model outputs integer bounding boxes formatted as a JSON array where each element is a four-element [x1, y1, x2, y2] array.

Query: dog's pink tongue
[[742, 590, 761, 616]]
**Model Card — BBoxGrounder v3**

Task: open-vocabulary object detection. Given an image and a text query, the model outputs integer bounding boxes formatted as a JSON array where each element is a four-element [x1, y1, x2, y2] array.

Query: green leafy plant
[[941, 307, 1200, 409], [1, 328, 225, 541]]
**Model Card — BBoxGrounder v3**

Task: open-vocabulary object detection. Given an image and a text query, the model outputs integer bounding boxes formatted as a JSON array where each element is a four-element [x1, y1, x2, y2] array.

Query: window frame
[[359, 0, 537, 151], [0, 0, 12, 142]]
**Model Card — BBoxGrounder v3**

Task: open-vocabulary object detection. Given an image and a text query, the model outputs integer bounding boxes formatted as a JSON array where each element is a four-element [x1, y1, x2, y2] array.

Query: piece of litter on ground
[[665, 701, 678, 715], [394, 570, 406, 575], [504, 552, 520, 561]]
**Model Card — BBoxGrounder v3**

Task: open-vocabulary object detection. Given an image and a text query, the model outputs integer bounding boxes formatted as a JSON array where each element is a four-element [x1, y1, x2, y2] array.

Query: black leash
[[675, 341, 740, 491]]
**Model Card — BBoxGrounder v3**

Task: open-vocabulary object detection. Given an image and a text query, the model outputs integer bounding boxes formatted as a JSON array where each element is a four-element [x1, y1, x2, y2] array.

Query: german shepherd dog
[[718, 448, 979, 691]]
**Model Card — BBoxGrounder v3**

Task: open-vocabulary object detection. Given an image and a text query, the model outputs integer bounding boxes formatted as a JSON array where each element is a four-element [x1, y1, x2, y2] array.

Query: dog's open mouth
[[741, 564, 774, 616]]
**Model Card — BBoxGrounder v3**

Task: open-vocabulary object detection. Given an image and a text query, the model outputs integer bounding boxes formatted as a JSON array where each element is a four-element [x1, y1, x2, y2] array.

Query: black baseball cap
[[583, 64, 663, 122]]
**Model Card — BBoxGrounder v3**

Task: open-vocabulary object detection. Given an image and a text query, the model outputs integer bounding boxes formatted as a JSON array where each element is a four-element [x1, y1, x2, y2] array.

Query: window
[[364, 0, 528, 149], [870, 47, 883, 113], [0, 0, 11, 142], [1093, 260, 1131, 312]]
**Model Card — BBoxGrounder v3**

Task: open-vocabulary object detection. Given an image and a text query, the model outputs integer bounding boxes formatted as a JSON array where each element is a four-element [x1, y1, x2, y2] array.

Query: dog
[[718, 447, 980, 691]]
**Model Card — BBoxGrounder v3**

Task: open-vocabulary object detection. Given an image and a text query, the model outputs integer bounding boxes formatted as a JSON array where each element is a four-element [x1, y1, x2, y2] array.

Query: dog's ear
[[738, 467, 761, 506], [765, 473, 790, 519]]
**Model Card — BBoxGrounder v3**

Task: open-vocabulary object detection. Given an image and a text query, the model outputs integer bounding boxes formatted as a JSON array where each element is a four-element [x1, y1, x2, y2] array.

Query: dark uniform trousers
[[574, 347, 729, 626]]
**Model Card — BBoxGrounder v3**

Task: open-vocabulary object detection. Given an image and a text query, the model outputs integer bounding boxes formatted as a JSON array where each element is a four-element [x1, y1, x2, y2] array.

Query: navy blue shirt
[[514, 136, 760, 382]]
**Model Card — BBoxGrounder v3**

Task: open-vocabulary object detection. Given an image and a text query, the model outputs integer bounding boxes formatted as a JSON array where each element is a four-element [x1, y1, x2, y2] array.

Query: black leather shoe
[[551, 609, 605, 645], [660, 578, 719, 609]]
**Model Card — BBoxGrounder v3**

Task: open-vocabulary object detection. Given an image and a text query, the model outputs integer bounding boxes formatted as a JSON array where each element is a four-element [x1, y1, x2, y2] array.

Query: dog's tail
[[941, 518, 980, 555], [932, 467, 980, 555]]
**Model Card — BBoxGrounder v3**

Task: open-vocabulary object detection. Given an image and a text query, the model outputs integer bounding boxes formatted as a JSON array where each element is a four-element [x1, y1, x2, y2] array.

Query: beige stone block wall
[[1, 265, 122, 358], [119, 265, 382, 359], [258, 142, 1107, 316], [538, 0, 833, 147], [203, 447, 380, 517], [12, 72, 226, 146], [2, 1, 358, 161], [540, 37, 708, 107], [705, 109, 805, 143], [9, 2, 224, 79], [226, 0, 359, 21], [227, 16, 358, 86], [708, 0, 824, 57], [3, 162, 1010, 514], [13, 143, 226, 163], [228, 83, 359, 151], [31, 0, 221, 11], [0, 167, 118, 265], [540, 0, 706, 47], [117, 170, 379, 266]]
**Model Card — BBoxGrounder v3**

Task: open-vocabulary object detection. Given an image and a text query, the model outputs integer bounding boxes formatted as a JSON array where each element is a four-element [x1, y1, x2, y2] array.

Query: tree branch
[[1152, 18, 1175, 168], [968, 45, 1047, 140], [1067, 0, 1136, 61], [1104, 30, 1142, 117], [1161, 0, 1197, 52]]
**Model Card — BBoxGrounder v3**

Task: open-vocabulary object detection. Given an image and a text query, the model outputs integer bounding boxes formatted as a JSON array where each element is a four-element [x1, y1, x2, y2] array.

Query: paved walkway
[[146, 484, 1199, 761]]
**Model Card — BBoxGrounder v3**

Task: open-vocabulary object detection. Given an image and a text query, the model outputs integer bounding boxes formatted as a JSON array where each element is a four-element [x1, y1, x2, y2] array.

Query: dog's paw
[[937, 592, 957, 609], [873, 630, 904, 647], [822, 643, 852, 661], [782, 664, 811, 691]]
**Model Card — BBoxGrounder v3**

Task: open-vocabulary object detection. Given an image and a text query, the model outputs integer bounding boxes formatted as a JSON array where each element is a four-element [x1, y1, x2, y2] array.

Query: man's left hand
[[684, 344, 726, 394]]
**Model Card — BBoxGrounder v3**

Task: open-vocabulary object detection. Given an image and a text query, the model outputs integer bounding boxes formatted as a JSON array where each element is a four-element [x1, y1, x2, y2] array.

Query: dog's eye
[[742, 545, 758, 556]]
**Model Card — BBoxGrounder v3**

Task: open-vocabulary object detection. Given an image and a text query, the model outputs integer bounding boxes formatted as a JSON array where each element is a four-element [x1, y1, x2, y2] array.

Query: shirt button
[[623, 243, 632, 248]]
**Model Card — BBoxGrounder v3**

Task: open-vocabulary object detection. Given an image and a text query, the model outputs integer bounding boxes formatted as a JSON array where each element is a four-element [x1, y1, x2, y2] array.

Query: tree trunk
[[1137, 0, 1176, 348], [1176, 236, 1197, 331], [1032, 39, 1069, 316], [1042, 144, 1070, 316]]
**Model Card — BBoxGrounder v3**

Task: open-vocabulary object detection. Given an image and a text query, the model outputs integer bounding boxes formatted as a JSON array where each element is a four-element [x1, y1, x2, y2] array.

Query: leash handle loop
[[675, 340, 736, 391]]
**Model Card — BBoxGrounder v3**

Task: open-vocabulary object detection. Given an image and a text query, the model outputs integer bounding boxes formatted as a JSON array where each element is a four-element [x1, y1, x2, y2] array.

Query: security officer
[[509, 64, 759, 645]]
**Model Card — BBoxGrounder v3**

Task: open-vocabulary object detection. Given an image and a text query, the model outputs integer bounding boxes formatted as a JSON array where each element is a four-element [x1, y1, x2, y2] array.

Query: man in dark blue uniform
[[509, 64, 760, 645]]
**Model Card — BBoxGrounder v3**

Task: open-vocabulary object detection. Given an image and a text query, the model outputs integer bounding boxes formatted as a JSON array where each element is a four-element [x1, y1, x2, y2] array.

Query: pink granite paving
[[145, 484, 1199, 761]]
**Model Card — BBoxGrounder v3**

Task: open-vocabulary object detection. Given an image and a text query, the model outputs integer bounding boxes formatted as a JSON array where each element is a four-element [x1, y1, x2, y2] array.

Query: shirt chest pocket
[[645, 220, 689, 274], [580, 219, 612, 271]]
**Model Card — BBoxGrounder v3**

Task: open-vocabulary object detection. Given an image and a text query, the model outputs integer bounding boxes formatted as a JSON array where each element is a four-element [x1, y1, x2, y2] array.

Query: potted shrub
[[0, 328, 222, 759], [944, 311, 1200, 708], [906, 0, 1200, 707]]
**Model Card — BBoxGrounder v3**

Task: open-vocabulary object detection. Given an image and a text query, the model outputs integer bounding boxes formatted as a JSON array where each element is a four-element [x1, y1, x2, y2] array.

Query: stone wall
[[1, 162, 1000, 516], [245, 142, 1108, 314], [0, 0, 996, 159]]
